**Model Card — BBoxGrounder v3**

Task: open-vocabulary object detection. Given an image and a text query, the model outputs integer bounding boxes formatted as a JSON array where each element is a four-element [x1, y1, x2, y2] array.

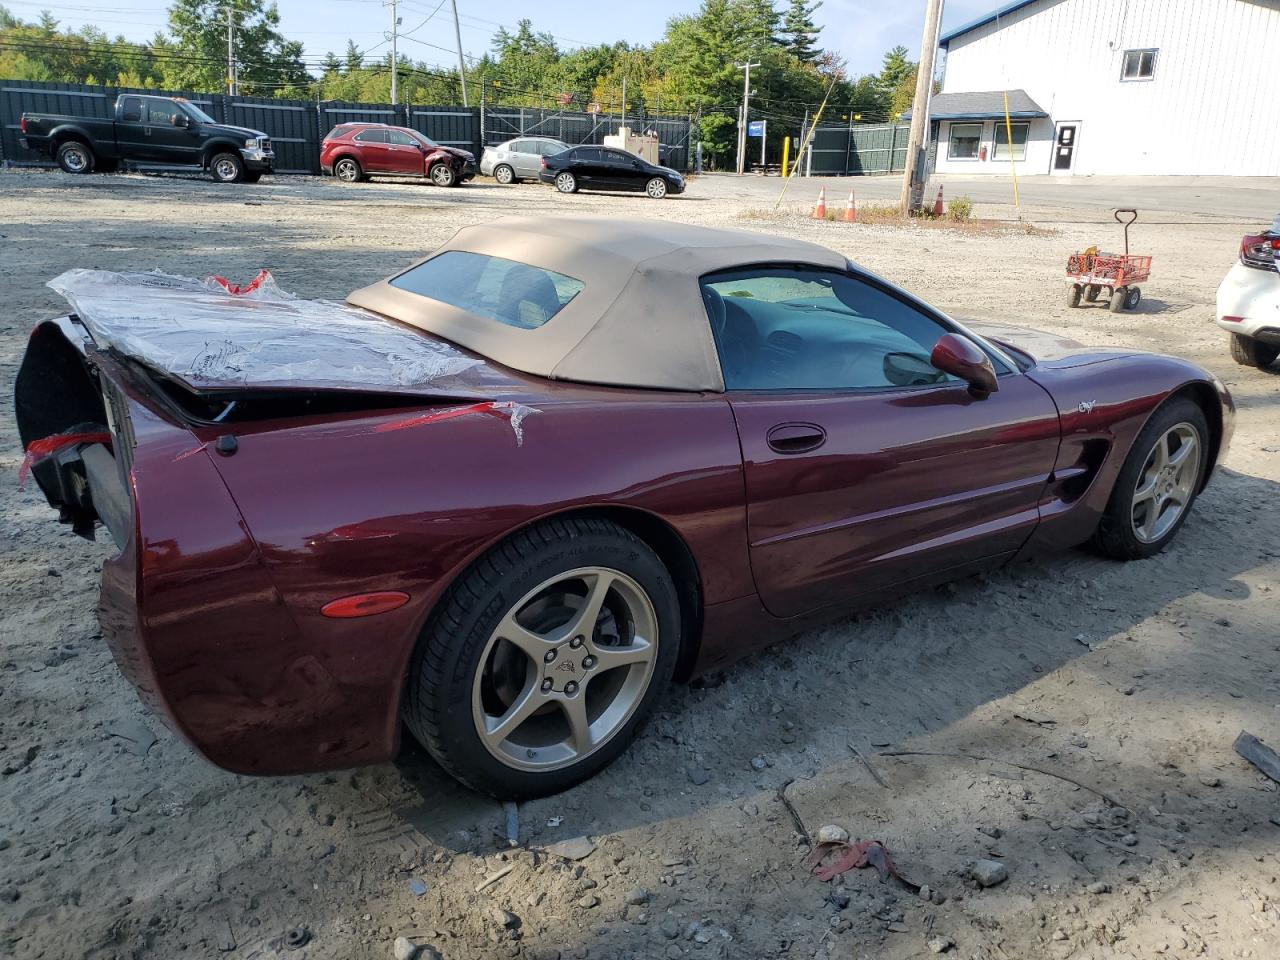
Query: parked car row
[[18, 93, 685, 197]]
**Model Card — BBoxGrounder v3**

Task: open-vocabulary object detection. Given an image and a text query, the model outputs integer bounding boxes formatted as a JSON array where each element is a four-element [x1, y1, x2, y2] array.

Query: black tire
[[1091, 398, 1209, 561], [1125, 286, 1142, 310], [1067, 284, 1083, 308], [1085, 284, 1101, 302], [1229, 333, 1278, 369], [554, 170, 577, 194], [494, 163, 515, 185], [403, 516, 681, 798], [645, 177, 668, 199], [1108, 287, 1128, 313], [209, 151, 244, 184], [430, 162, 457, 187], [56, 140, 94, 175], [333, 156, 363, 183]]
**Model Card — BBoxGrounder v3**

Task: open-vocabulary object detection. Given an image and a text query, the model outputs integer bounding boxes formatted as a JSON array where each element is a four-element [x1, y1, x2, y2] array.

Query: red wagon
[[1066, 208, 1151, 312]]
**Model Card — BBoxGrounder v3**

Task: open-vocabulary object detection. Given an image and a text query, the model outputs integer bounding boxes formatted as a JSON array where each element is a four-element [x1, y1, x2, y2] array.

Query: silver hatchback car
[[480, 137, 571, 184]]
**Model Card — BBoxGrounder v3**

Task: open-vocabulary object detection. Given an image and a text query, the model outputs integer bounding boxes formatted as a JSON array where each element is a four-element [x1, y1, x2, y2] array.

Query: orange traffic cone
[[932, 185, 945, 218], [812, 188, 827, 220], [842, 190, 856, 222]]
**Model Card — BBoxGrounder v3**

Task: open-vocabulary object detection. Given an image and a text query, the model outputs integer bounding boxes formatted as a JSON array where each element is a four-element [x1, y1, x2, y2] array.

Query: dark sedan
[[540, 145, 685, 198]]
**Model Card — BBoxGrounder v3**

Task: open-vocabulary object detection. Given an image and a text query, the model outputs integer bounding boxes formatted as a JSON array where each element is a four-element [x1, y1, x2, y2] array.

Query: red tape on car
[[18, 431, 112, 489], [209, 270, 272, 296]]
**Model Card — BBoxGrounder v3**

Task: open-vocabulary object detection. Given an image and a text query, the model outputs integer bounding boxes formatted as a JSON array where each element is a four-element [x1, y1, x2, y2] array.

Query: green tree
[[164, 0, 310, 95], [877, 44, 917, 118], [782, 0, 821, 62]]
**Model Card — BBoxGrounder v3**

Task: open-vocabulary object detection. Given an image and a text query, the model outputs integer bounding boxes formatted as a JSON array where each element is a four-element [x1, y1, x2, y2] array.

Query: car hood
[[200, 122, 270, 141], [438, 145, 475, 161], [963, 319, 1140, 368]]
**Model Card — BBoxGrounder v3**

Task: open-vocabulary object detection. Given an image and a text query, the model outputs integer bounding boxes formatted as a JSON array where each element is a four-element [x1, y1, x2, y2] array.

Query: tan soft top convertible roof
[[346, 215, 848, 392]]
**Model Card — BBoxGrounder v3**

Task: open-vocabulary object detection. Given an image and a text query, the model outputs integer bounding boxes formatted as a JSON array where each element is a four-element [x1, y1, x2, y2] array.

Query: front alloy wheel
[[431, 163, 457, 187], [645, 177, 668, 199], [1130, 422, 1200, 544]]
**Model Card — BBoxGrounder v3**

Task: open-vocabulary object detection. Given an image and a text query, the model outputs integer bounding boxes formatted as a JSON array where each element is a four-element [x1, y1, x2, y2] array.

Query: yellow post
[[1002, 89, 1021, 218], [781, 136, 791, 178]]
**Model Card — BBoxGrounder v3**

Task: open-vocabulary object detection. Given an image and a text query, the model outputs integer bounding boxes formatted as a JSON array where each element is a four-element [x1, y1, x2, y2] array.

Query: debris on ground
[[544, 836, 595, 861], [968, 859, 1009, 888], [804, 839, 898, 883], [1233, 730, 1280, 783]]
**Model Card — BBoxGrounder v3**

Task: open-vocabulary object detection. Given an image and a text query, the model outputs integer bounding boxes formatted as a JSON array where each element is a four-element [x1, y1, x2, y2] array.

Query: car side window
[[146, 100, 184, 126], [120, 97, 142, 122], [386, 130, 417, 146], [574, 147, 601, 161], [539, 141, 564, 156], [701, 267, 969, 392], [354, 129, 387, 144], [509, 139, 530, 153]]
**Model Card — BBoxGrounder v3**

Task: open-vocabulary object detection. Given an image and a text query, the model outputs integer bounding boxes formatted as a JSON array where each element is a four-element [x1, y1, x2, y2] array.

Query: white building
[[928, 0, 1280, 176]]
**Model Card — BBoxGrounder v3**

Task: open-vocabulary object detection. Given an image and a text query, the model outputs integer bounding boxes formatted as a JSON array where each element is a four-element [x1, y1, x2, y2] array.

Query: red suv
[[321, 123, 476, 187]]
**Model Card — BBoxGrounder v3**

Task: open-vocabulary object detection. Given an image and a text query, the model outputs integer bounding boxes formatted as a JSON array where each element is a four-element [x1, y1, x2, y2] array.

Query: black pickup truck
[[19, 94, 274, 183]]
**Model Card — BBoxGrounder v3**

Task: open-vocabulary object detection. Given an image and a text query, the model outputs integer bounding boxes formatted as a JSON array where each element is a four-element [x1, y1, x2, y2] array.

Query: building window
[[1121, 48, 1157, 81], [992, 122, 1029, 161], [947, 123, 982, 160]]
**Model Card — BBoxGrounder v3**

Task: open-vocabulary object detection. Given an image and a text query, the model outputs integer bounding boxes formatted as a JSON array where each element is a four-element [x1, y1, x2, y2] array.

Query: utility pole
[[900, 0, 944, 213], [450, 0, 468, 107], [386, 0, 400, 105], [621, 77, 627, 130], [225, 3, 236, 96], [734, 61, 760, 175]]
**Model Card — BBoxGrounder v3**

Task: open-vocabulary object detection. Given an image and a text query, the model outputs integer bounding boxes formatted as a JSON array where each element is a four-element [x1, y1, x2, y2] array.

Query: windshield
[[182, 102, 216, 124]]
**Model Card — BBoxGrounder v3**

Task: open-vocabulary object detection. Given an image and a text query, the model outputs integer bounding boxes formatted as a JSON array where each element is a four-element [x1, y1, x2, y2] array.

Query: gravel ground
[[1, 168, 1278, 960]]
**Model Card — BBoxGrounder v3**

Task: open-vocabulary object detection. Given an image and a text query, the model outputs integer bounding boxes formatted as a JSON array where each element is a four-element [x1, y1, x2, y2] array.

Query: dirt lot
[[2, 169, 1278, 960]]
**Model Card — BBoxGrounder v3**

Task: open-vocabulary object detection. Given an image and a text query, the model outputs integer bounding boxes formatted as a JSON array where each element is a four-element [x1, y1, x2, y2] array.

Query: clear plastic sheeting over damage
[[47, 269, 483, 391]]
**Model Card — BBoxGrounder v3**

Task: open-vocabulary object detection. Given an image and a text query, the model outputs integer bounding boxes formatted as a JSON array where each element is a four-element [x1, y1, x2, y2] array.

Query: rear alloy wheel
[[1229, 333, 1280, 369], [430, 163, 457, 187], [209, 152, 244, 184], [334, 157, 363, 183], [494, 163, 515, 185], [56, 141, 94, 175], [645, 177, 668, 199], [403, 517, 680, 798], [1092, 398, 1208, 560], [554, 171, 577, 194]]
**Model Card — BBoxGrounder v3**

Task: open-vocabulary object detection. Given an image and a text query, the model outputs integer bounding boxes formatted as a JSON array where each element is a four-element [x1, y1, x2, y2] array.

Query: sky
[[2, 0, 999, 77]]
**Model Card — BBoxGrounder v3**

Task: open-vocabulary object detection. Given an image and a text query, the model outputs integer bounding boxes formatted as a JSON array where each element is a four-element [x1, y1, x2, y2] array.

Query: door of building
[[1052, 123, 1079, 173]]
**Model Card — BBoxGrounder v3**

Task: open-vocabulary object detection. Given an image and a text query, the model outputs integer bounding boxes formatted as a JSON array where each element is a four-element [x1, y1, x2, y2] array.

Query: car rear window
[[390, 252, 584, 330]]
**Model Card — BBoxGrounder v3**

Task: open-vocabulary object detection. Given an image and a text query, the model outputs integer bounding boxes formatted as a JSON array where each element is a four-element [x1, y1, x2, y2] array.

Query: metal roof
[[904, 89, 1048, 120], [940, 0, 1042, 47]]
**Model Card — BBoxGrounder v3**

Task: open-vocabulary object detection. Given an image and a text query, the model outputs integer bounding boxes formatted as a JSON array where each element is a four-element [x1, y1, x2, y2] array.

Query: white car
[[1216, 215, 1280, 369], [479, 137, 570, 184]]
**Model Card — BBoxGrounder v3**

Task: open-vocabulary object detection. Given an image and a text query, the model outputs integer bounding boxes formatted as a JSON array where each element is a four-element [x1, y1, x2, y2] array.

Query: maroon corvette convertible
[[16, 217, 1233, 797]]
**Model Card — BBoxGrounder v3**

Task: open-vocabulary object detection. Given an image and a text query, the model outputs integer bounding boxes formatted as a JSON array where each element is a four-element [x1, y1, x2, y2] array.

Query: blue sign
[[747, 120, 765, 137]]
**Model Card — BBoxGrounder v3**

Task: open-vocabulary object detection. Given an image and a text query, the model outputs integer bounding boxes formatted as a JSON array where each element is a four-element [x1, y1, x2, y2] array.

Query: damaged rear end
[[14, 271, 533, 774]]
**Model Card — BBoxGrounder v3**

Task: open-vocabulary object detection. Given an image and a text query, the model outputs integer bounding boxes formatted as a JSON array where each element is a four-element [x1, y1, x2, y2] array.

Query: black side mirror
[[172, 114, 188, 128]]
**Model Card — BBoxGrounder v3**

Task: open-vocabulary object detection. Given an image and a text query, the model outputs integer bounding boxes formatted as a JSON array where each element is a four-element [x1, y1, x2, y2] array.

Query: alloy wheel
[[213, 157, 239, 181], [555, 172, 576, 193], [471, 566, 659, 772], [646, 178, 667, 199], [1131, 422, 1200, 543], [335, 159, 359, 182]]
